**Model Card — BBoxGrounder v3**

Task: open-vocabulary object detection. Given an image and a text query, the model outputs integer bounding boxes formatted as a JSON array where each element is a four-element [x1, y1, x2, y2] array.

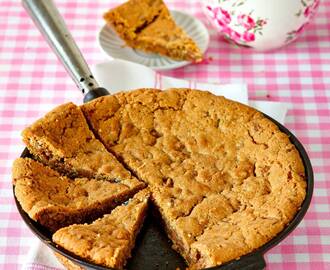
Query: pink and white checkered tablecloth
[[0, 0, 329, 269]]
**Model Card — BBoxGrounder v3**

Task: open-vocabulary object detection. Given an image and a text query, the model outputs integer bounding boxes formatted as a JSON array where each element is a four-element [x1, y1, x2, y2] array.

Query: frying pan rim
[[13, 112, 314, 270]]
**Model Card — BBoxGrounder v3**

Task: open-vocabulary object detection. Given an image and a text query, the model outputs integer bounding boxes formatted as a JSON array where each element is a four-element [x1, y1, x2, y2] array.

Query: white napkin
[[22, 59, 289, 270], [92, 59, 288, 124], [22, 239, 64, 270]]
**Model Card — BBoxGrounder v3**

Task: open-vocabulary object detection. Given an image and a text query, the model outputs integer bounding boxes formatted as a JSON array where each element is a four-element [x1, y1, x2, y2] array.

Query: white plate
[[98, 10, 210, 71]]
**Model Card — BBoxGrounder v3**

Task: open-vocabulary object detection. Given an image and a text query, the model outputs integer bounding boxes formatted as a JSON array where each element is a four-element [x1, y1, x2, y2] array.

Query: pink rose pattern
[[206, 5, 267, 46], [237, 14, 255, 30], [286, 0, 320, 43], [215, 7, 231, 24]]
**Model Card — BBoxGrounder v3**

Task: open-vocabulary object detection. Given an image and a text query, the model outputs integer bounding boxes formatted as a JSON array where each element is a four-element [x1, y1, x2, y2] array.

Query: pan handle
[[22, 0, 109, 103], [217, 253, 266, 270]]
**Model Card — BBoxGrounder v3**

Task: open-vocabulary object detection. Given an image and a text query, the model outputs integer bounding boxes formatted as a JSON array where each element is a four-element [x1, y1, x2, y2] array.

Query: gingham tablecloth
[[0, 0, 329, 269]]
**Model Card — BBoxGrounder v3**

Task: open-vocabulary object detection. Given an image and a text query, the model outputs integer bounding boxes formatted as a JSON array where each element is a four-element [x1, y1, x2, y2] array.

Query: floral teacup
[[203, 0, 320, 50]]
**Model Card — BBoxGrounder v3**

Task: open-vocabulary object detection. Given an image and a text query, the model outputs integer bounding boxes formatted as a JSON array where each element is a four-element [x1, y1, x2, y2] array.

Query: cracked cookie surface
[[53, 189, 149, 269], [22, 102, 141, 188], [82, 88, 306, 268], [13, 158, 144, 232]]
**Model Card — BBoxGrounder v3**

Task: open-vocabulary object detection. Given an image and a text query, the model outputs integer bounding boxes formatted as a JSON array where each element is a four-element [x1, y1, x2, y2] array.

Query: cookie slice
[[104, 0, 203, 62], [22, 102, 138, 186], [53, 189, 149, 269], [13, 158, 144, 232]]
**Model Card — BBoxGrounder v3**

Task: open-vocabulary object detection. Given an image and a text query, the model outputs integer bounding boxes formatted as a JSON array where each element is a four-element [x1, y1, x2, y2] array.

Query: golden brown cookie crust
[[22, 102, 140, 187], [13, 158, 144, 232], [81, 88, 306, 268], [53, 189, 150, 269]]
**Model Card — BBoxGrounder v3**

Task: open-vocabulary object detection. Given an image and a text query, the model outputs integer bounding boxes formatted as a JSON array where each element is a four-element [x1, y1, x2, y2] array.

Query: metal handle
[[22, 0, 109, 102]]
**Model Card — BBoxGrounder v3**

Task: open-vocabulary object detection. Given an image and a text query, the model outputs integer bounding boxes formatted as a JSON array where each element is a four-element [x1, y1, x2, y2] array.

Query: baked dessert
[[13, 158, 144, 232], [104, 0, 203, 62], [81, 88, 306, 268], [53, 189, 149, 269], [22, 102, 138, 186]]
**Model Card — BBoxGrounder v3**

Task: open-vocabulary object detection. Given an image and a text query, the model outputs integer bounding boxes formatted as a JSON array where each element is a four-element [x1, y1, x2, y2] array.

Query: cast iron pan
[[15, 1, 314, 269], [14, 117, 314, 270]]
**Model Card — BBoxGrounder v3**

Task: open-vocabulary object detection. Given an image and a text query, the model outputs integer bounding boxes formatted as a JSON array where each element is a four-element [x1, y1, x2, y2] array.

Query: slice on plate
[[22, 102, 138, 187], [103, 0, 203, 62], [53, 189, 150, 269], [13, 158, 144, 232]]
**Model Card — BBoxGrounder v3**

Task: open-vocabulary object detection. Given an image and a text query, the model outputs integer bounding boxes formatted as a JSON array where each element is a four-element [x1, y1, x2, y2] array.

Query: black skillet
[[15, 0, 314, 269]]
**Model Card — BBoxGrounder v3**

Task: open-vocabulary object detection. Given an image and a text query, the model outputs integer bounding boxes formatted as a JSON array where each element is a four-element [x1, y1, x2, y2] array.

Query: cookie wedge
[[104, 0, 203, 62], [13, 158, 144, 232], [22, 102, 139, 187], [53, 189, 149, 269]]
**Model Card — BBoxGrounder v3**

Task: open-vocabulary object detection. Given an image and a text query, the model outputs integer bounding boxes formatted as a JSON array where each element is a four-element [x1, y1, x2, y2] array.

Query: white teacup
[[203, 0, 320, 50]]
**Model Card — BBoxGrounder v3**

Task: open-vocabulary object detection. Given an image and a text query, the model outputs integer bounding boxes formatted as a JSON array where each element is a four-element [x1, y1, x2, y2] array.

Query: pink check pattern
[[0, 0, 329, 269]]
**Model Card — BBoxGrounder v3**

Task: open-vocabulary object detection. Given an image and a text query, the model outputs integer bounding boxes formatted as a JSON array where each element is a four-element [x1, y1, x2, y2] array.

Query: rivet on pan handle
[[22, 0, 110, 103]]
